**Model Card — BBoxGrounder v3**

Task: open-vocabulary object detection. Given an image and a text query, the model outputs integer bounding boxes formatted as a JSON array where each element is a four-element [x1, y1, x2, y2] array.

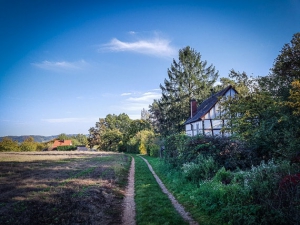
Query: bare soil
[[122, 157, 135, 225], [0, 151, 130, 225]]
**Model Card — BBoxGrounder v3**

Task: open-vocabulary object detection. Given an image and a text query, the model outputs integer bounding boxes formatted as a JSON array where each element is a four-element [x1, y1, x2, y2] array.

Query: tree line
[[0, 133, 88, 152]]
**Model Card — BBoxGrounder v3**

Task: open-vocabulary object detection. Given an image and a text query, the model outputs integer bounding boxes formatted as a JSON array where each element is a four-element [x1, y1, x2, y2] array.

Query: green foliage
[[163, 133, 255, 170], [88, 113, 152, 152], [150, 46, 219, 136], [20, 142, 36, 151], [146, 156, 299, 225], [101, 129, 123, 152], [0, 137, 20, 152], [182, 155, 218, 183], [57, 133, 69, 141], [126, 130, 159, 155], [270, 32, 300, 99], [57, 145, 77, 151], [286, 79, 300, 115], [163, 133, 190, 167], [213, 167, 233, 184]]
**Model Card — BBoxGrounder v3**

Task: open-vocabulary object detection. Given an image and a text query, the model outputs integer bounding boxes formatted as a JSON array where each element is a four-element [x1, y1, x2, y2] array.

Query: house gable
[[185, 85, 237, 136]]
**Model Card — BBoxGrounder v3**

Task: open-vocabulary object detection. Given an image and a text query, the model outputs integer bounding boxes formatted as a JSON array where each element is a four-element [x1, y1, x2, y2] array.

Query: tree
[[141, 108, 150, 121], [262, 32, 300, 99], [58, 133, 69, 141], [286, 80, 300, 115], [126, 119, 152, 140], [220, 34, 300, 160], [101, 129, 123, 152], [0, 137, 19, 152], [152, 46, 219, 136], [74, 134, 88, 146], [88, 113, 132, 151], [20, 137, 37, 151]]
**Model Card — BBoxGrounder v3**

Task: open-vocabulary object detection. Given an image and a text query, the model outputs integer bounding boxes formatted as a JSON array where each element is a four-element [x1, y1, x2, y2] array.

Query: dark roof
[[184, 85, 236, 124]]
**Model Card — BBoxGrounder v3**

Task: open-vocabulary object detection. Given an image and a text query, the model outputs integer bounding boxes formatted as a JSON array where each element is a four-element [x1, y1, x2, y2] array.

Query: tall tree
[[88, 113, 132, 151], [261, 32, 300, 99], [221, 33, 300, 160], [154, 46, 219, 135]]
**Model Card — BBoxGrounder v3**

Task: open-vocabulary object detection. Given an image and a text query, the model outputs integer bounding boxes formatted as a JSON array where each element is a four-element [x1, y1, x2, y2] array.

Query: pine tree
[[157, 46, 219, 135]]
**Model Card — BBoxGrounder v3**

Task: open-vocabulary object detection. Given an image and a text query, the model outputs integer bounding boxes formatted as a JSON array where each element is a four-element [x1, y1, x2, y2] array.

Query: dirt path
[[139, 156, 199, 225], [122, 157, 136, 225]]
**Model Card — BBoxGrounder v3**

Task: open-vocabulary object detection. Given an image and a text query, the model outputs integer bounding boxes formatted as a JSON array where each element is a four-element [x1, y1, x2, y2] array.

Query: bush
[[163, 134, 257, 170], [182, 155, 219, 183], [213, 167, 233, 185], [163, 133, 190, 167], [0, 137, 20, 152], [149, 144, 160, 157], [57, 145, 77, 151], [20, 142, 36, 151]]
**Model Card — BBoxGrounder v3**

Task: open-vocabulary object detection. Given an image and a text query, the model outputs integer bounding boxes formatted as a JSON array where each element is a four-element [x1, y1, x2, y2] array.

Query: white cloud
[[32, 60, 88, 71], [126, 91, 161, 103], [121, 92, 132, 96], [102, 36, 176, 58], [121, 90, 161, 111]]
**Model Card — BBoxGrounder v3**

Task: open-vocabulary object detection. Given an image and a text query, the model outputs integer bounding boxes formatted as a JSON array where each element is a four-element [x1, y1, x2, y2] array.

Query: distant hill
[[0, 134, 89, 143], [0, 135, 58, 143]]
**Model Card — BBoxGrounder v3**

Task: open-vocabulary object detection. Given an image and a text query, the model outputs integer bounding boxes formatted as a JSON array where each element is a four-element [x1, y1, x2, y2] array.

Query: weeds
[[145, 155, 300, 225]]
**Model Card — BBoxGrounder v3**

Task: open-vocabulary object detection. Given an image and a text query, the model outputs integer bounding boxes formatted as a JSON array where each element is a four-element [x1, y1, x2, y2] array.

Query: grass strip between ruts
[[134, 155, 188, 225], [143, 155, 217, 225]]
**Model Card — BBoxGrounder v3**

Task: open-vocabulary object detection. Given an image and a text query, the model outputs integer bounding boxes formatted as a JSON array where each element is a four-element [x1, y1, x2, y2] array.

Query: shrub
[[163, 133, 190, 167], [182, 155, 219, 183], [57, 145, 77, 151], [20, 142, 36, 151], [163, 133, 257, 170], [149, 144, 160, 157], [0, 137, 20, 152], [214, 167, 233, 185]]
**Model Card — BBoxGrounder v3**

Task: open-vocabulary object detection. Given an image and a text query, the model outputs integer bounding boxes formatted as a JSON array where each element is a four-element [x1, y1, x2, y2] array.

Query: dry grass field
[[0, 151, 131, 225]]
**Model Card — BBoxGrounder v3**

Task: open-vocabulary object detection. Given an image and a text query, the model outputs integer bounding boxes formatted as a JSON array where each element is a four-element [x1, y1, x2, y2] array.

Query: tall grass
[[144, 156, 300, 225]]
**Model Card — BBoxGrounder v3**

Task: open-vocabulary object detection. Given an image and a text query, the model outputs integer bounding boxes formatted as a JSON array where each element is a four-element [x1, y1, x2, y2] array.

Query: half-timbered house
[[184, 85, 237, 136]]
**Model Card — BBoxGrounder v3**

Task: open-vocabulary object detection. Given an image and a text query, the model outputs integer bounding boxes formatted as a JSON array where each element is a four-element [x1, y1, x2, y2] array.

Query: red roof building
[[52, 140, 72, 148]]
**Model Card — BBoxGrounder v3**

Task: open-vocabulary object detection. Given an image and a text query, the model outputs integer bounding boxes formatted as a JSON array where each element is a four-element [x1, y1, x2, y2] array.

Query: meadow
[[0, 151, 131, 225]]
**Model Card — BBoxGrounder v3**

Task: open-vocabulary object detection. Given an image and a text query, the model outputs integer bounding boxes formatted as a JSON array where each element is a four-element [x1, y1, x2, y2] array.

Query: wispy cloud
[[121, 92, 132, 96], [121, 90, 161, 111], [101, 33, 176, 58], [126, 91, 161, 103], [32, 60, 88, 71]]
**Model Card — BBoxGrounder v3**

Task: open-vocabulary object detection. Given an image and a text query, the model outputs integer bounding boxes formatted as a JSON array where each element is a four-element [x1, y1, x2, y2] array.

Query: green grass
[[134, 155, 188, 225], [143, 156, 217, 225]]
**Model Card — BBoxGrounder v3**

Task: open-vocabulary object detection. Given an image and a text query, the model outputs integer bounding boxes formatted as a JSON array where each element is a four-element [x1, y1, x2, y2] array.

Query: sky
[[0, 0, 300, 136]]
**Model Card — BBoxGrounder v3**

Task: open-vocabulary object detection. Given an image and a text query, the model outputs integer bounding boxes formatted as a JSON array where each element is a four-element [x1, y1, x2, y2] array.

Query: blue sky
[[0, 0, 299, 136]]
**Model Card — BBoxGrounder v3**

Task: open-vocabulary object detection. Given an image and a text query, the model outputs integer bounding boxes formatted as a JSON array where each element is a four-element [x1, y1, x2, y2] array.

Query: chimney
[[190, 99, 197, 118]]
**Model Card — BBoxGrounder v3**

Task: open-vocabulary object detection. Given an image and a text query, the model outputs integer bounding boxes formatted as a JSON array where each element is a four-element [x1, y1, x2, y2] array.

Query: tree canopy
[[150, 46, 219, 136]]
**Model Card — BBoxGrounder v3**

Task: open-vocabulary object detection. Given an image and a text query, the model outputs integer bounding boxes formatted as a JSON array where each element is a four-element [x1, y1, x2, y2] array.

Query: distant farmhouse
[[52, 140, 72, 149], [184, 85, 237, 136]]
